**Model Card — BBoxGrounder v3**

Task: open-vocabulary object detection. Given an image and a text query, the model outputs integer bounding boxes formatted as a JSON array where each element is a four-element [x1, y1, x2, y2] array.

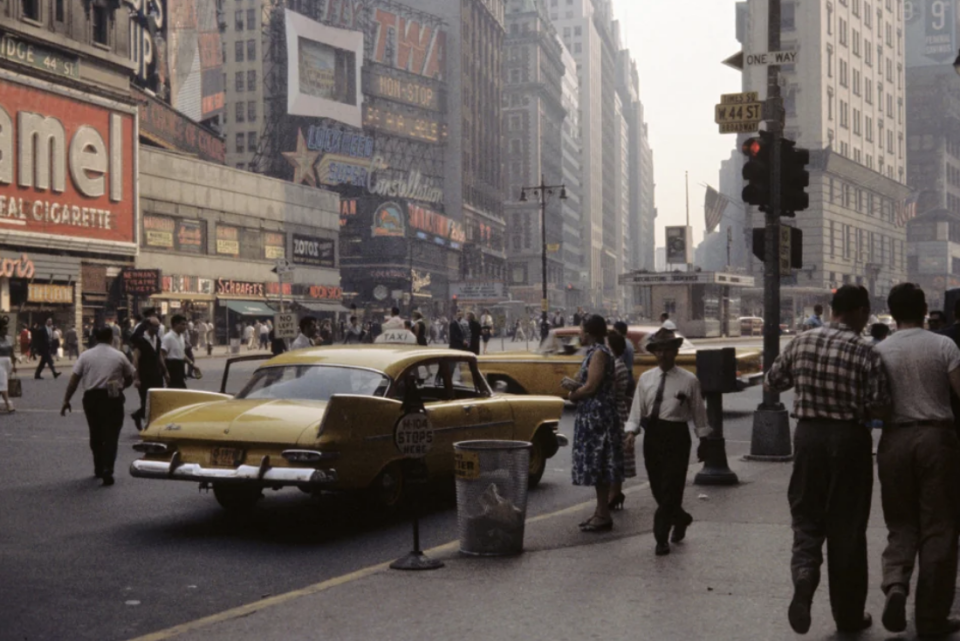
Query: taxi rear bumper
[[129, 458, 338, 486]]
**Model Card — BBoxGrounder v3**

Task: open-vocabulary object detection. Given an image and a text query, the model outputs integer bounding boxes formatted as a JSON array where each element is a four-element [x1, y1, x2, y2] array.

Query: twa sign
[[0, 75, 136, 248], [371, 8, 445, 80]]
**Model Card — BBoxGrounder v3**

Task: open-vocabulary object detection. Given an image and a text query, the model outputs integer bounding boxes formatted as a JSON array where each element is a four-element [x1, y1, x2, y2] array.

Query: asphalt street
[[0, 343, 777, 641]]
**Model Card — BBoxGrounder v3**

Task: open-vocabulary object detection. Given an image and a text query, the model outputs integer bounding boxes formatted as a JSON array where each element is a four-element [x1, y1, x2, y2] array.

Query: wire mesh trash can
[[454, 440, 531, 556]]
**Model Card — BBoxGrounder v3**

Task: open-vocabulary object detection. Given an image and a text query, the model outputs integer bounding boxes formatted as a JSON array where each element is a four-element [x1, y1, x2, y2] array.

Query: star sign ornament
[[283, 129, 319, 187]]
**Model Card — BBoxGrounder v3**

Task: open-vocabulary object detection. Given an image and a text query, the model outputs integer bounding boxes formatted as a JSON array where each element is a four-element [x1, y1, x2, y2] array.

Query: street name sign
[[720, 91, 759, 104], [394, 412, 434, 458], [746, 51, 798, 66], [274, 313, 298, 339], [715, 102, 763, 123], [274, 258, 293, 274], [719, 122, 760, 134]]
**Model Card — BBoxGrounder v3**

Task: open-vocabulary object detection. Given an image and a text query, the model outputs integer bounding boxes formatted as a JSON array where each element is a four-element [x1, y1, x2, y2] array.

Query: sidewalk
[[144, 451, 937, 641]]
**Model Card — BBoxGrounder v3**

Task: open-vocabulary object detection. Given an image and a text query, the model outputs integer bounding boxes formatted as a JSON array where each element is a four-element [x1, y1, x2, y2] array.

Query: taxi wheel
[[528, 433, 549, 488], [372, 462, 406, 511], [213, 484, 262, 511]]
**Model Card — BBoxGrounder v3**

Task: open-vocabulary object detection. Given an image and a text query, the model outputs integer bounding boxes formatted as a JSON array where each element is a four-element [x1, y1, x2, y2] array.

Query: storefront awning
[[222, 300, 276, 316], [297, 300, 352, 314]]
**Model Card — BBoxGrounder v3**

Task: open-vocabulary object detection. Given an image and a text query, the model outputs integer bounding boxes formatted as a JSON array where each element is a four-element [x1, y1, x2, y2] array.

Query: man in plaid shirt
[[766, 285, 890, 635]]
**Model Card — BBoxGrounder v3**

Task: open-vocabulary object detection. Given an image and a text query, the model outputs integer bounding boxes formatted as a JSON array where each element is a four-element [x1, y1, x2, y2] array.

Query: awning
[[297, 300, 352, 314], [221, 300, 276, 316]]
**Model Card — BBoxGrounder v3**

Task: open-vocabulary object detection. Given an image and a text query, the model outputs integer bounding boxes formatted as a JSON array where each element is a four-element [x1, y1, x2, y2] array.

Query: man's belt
[[891, 420, 954, 429]]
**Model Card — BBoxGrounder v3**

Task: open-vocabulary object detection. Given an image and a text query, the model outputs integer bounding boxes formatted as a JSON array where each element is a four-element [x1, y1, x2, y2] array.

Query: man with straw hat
[[624, 325, 710, 556]]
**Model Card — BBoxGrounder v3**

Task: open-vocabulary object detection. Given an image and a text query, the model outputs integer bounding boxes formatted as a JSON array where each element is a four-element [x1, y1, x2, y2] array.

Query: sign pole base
[[390, 550, 444, 571]]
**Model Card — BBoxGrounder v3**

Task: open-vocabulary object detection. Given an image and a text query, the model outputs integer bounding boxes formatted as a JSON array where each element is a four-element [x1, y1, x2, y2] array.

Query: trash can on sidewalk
[[454, 440, 531, 556]]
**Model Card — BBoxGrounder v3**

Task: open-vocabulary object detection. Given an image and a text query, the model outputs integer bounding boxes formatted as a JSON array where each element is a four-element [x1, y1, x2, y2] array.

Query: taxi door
[[443, 357, 515, 442]]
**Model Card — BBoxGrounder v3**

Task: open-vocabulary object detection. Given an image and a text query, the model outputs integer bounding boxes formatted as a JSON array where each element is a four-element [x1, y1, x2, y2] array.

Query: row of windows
[[234, 101, 258, 123], [21, 0, 109, 45], [827, 220, 904, 268], [233, 70, 258, 92], [225, 39, 257, 64], [235, 9, 257, 32], [234, 131, 259, 154]]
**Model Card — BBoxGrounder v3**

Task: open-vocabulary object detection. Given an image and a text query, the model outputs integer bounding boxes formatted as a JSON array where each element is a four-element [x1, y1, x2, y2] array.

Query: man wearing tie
[[624, 325, 710, 556]]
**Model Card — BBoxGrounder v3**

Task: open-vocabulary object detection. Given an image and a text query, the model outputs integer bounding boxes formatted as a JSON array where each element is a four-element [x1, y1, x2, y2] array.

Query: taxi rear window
[[237, 365, 390, 401]]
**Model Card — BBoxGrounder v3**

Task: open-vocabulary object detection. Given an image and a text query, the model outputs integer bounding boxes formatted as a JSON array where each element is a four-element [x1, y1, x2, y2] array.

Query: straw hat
[[645, 326, 684, 352]]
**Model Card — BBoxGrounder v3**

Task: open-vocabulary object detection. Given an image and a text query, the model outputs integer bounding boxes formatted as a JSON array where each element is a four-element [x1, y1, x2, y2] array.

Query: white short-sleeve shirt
[[161, 330, 187, 360]]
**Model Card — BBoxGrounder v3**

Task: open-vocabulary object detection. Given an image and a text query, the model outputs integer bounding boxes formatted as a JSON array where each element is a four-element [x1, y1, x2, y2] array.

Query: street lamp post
[[520, 175, 567, 342]]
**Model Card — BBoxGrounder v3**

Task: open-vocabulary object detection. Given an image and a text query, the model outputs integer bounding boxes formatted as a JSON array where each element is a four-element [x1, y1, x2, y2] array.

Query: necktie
[[649, 371, 667, 424]]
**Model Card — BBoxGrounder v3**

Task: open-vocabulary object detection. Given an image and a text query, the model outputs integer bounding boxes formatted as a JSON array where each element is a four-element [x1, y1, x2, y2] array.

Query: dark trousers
[[166, 359, 186, 389], [789, 419, 873, 627], [34, 350, 57, 378], [878, 426, 960, 627], [82, 390, 125, 477], [133, 376, 163, 422], [643, 420, 692, 544]]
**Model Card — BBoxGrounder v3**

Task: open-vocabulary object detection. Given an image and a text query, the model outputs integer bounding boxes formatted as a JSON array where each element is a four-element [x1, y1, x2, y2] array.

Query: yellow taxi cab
[[130, 339, 566, 512], [478, 325, 763, 397]]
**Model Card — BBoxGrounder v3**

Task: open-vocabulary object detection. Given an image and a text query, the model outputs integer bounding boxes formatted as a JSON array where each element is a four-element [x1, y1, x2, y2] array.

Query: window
[[248, 39, 256, 60], [236, 133, 245, 154], [853, 29, 860, 56], [853, 69, 860, 95], [839, 17, 848, 45], [887, 129, 894, 154], [827, 45, 834, 77], [827, 2, 834, 34], [840, 58, 848, 86], [865, 39, 872, 65], [865, 115, 873, 141], [865, 77, 873, 103], [92, 4, 109, 45], [235, 102, 245, 122], [877, 82, 883, 112], [853, 0, 861, 15], [898, 132, 903, 158], [897, 96, 903, 124], [885, 21, 892, 46], [853, 108, 861, 135], [864, 2, 872, 27], [563, 27, 570, 37], [247, 132, 257, 152], [247, 70, 256, 89], [21, 0, 39, 21], [574, 43, 582, 53], [247, 9, 256, 30], [886, 57, 893, 81], [235, 10, 243, 31], [235, 72, 244, 92], [827, 88, 835, 120], [248, 101, 256, 122], [55, 0, 63, 22], [829, 221, 836, 258], [574, 26, 581, 36], [782, 3, 796, 30], [235, 41, 244, 62], [887, 92, 893, 114]]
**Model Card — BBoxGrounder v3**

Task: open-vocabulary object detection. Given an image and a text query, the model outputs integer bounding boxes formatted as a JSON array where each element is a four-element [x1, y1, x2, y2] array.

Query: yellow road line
[[127, 481, 651, 641]]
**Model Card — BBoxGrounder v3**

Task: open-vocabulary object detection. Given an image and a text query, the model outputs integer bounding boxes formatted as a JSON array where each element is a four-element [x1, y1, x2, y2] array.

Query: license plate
[[210, 447, 244, 467]]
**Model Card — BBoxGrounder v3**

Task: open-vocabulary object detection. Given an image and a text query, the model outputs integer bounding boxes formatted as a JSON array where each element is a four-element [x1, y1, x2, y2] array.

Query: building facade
[[905, 208, 960, 308], [559, 43, 586, 307]]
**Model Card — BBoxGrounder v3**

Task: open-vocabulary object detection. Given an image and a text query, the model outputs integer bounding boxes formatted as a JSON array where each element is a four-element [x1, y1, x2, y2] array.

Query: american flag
[[895, 193, 919, 228], [704, 186, 729, 233]]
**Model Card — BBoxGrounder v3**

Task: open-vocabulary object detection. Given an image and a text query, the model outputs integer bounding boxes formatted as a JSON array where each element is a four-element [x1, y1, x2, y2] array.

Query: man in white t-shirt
[[382, 307, 405, 330], [60, 326, 135, 486], [161, 314, 198, 389], [873, 283, 960, 637], [291, 316, 318, 350]]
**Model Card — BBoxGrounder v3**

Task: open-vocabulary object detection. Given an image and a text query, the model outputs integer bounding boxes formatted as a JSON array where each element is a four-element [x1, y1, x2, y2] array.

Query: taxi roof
[[260, 345, 473, 379]]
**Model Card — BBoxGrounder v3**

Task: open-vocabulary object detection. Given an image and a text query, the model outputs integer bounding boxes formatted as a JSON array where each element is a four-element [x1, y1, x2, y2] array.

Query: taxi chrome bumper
[[129, 458, 338, 486]]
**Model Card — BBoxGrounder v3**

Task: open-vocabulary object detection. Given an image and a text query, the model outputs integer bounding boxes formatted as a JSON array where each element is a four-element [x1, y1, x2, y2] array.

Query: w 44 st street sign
[[715, 93, 763, 133]]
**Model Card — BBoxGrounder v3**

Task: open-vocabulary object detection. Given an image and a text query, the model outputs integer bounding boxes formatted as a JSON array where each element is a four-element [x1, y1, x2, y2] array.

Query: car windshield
[[236, 365, 391, 402]]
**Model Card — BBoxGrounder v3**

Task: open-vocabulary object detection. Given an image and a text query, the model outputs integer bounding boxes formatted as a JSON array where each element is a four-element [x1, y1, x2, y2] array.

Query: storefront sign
[[216, 225, 240, 256], [617, 272, 756, 287], [162, 274, 215, 295], [144, 215, 175, 248], [307, 284, 343, 300], [291, 233, 335, 267], [371, 201, 405, 237], [136, 87, 226, 164], [216, 279, 265, 297], [122, 269, 162, 295], [411, 269, 431, 295], [369, 268, 407, 280], [0, 253, 35, 279], [408, 203, 466, 244], [28, 283, 73, 304], [177, 219, 204, 253], [451, 281, 504, 300], [0, 31, 80, 79], [264, 232, 286, 260], [0, 74, 137, 248]]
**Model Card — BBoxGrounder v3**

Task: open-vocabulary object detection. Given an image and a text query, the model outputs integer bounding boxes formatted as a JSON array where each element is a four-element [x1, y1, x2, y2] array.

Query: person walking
[[872, 284, 960, 636], [0, 316, 17, 412], [606, 332, 635, 511], [19, 324, 31, 361], [60, 326, 135, 486], [624, 325, 710, 556], [64, 326, 79, 360], [411, 311, 428, 346], [131, 318, 166, 432], [52, 326, 62, 361], [343, 316, 364, 344], [449, 312, 469, 351], [383, 307, 405, 330], [613, 321, 636, 393], [161, 315, 198, 389], [480, 309, 494, 354], [32, 318, 60, 380], [804, 304, 825, 330], [562, 315, 622, 533], [259, 322, 270, 349], [766, 285, 889, 635], [467, 312, 482, 356]]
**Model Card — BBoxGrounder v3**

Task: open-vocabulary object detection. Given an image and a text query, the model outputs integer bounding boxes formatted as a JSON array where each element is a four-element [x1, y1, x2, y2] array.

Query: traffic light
[[781, 138, 810, 216], [741, 131, 773, 212]]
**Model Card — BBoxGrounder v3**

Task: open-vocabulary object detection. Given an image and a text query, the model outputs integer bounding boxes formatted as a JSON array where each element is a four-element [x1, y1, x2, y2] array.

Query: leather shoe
[[131, 413, 143, 432], [788, 575, 815, 634], [671, 513, 694, 543], [836, 612, 872, 633], [918, 617, 960, 638], [53, 371, 61, 379], [655, 542, 670, 556], [882, 585, 907, 633], [101, 475, 115, 487]]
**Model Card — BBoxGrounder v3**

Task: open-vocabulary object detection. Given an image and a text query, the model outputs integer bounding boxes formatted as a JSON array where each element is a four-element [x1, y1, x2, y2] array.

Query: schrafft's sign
[[216, 279, 265, 297], [0, 75, 136, 248]]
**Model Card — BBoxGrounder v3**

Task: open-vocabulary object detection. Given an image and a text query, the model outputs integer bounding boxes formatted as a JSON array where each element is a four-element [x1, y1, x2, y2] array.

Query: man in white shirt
[[625, 326, 710, 556], [382, 307, 405, 330], [161, 314, 198, 389], [60, 326, 135, 486], [873, 284, 960, 637], [291, 316, 318, 350]]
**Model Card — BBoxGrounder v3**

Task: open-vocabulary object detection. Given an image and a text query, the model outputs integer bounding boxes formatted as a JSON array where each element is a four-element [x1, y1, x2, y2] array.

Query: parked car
[[478, 326, 763, 397], [130, 346, 566, 511]]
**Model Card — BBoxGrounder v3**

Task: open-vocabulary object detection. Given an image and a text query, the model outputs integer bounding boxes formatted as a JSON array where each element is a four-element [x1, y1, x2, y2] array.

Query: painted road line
[[127, 482, 652, 641]]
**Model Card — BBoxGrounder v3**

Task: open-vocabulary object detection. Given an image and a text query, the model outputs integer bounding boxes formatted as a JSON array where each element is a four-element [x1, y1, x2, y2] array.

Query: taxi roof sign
[[375, 329, 418, 345]]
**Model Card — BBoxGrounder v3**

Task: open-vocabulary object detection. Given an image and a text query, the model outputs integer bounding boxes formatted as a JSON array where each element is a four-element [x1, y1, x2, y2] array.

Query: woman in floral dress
[[562, 315, 623, 532]]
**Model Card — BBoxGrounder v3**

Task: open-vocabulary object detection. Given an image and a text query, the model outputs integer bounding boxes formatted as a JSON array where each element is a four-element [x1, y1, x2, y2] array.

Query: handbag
[[8, 375, 22, 398]]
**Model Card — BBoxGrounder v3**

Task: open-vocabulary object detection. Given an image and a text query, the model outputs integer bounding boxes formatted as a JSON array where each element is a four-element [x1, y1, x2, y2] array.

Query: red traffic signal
[[741, 131, 773, 212]]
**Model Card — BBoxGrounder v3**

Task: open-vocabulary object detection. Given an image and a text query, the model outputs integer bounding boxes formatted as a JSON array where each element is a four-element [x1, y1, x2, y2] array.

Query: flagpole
[[685, 171, 690, 228]]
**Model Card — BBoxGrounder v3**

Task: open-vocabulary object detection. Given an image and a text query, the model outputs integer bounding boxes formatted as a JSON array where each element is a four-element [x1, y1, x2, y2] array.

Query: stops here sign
[[394, 412, 434, 458]]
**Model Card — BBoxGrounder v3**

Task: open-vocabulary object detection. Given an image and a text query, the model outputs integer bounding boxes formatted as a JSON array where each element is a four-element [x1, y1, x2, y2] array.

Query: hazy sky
[[617, 0, 743, 248]]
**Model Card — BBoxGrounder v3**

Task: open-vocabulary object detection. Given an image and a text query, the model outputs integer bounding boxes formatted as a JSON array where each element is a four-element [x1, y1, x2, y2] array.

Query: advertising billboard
[[285, 10, 364, 128], [0, 72, 137, 251], [905, 0, 958, 67], [665, 226, 693, 265]]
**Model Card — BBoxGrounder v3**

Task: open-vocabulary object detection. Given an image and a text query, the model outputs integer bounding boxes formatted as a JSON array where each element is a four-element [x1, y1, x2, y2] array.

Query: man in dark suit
[[449, 311, 468, 350], [467, 312, 482, 355], [131, 318, 166, 431], [33, 318, 60, 380]]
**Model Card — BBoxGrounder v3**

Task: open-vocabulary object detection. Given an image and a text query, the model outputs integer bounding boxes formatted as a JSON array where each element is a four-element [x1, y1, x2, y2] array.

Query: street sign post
[[715, 94, 763, 134], [746, 50, 797, 66], [394, 412, 434, 458], [274, 313, 298, 339]]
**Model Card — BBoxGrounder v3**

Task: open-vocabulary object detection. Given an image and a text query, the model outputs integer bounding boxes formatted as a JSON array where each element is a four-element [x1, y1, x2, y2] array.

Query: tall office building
[[739, 0, 909, 314], [560, 43, 586, 307], [219, 0, 265, 170]]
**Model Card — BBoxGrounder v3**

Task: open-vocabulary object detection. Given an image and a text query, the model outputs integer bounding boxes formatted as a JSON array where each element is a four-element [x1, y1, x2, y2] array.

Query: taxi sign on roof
[[375, 329, 418, 345]]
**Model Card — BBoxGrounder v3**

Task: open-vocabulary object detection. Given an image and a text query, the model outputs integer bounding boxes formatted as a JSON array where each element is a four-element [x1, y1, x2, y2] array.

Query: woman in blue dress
[[562, 314, 623, 532]]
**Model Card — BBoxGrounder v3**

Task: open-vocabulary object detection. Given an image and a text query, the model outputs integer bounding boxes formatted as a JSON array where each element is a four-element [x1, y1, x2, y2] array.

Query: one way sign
[[746, 50, 798, 66]]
